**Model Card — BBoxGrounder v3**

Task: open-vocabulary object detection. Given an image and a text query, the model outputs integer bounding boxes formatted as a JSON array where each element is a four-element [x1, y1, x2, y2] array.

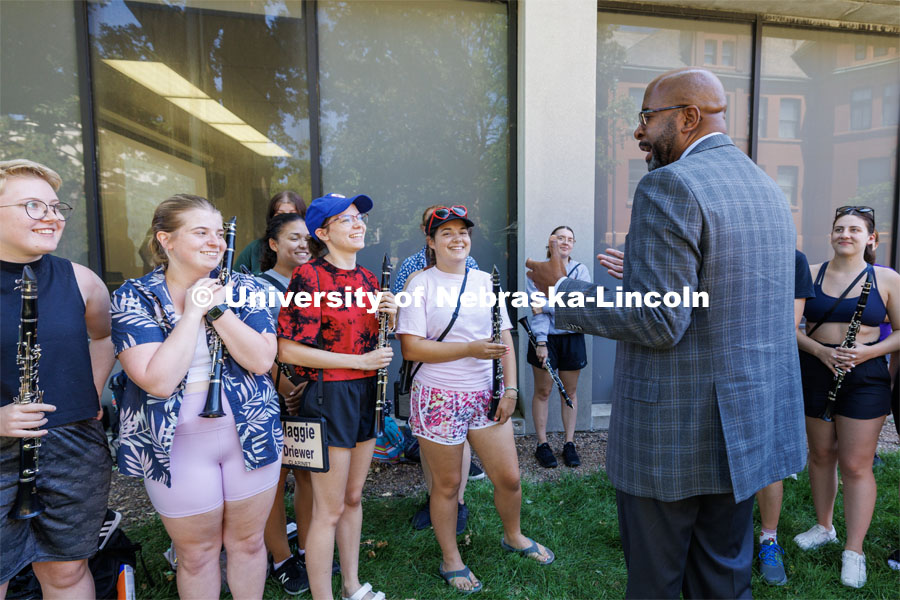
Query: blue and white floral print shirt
[[110, 266, 283, 486]]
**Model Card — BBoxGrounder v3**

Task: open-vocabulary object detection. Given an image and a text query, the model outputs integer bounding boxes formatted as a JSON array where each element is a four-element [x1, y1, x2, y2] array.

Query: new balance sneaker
[[272, 555, 309, 595], [562, 442, 581, 467], [535, 443, 557, 468], [411, 495, 431, 530], [758, 539, 787, 585], [841, 549, 866, 588], [98, 509, 123, 551], [468, 462, 486, 481], [888, 548, 900, 571], [456, 502, 469, 535], [793, 524, 838, 550]]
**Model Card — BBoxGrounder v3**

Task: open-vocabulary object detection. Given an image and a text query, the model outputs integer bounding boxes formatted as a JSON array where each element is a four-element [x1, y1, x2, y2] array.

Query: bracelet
[[536, 342, 547, 347], [503, 386, 519, 395]]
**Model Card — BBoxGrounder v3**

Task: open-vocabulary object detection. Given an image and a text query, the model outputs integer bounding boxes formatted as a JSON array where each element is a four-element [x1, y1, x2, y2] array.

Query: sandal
[[439, 564, 483, 594], [500, 536, 555, 565], [341, 582, 385, 600]]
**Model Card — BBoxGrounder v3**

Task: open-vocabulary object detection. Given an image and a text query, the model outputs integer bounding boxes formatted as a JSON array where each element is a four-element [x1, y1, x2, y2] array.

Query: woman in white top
[[397, 206, 554, 594]]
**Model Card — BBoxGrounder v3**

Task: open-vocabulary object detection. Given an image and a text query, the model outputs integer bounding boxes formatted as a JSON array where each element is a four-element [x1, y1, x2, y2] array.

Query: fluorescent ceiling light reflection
[[102, 59, 292, 158], [208, 123, 270, 143], [103, 60, 208, 98], [166, 97, 244, 125], [241, 142, 291, 157]]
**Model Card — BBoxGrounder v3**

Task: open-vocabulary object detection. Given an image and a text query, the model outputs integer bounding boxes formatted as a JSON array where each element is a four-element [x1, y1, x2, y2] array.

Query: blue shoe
[[411, 495, 431, 530], [758, 539, 787, 586], [456, 502, 469, 535]]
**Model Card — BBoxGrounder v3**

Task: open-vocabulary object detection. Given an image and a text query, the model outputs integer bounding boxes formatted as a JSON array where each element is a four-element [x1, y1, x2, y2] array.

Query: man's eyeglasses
[[638, 105, 689, 126], [0, 199, 74, 221], [428, 205, 468, 232], [835, 205, 874, 218], [325, 212, 369, 227]]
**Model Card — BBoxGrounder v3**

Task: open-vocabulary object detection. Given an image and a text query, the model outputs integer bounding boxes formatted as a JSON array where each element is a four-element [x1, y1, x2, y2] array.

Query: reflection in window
[[779, 98, 801, 138], [760, 27, 898, 265], [883, 84, 899, 127], [758, 97, 769, 138], [596, 13, 752, 251], [87, 0, 311, 284], [855, 44, 867, 60], [704, 39, 717, 65], [850, 88, 872, 130], [627, 159, 645, 205], [722, 41, 735, 67], [777, 166, 799, 207], [858, 158, 891, 188], [874, 45, 888, 57], [317, 0, 509, 274], [0, 0, 89, 263]]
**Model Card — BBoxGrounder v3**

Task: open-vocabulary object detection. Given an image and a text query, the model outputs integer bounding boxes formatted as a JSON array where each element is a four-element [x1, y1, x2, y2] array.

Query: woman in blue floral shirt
[[111, 194, 282, 599]]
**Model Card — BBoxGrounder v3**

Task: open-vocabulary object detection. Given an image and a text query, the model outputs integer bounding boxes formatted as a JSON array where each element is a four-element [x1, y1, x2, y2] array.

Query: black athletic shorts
[[298, 377, 376, 449], [799, 347, 891, 420], [1, 419, 112, 582], [526, 333, 587, 372]]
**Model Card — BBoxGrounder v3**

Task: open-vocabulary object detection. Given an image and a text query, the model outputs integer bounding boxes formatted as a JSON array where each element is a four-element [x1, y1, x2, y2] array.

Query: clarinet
[[487, 266, 504, 420], [820, 275, 872, 422], [374, 254, 392, 438], [200, 216, 237, 418], [10, 265, 46, 520], [518, 317, 574, 409]]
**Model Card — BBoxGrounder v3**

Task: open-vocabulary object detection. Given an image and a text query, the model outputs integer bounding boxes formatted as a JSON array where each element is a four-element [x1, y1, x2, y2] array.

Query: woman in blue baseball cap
[[277, 193, 396, 600]]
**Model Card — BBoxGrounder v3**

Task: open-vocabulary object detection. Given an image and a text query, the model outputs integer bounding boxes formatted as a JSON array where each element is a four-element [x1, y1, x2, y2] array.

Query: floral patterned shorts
[[408, 380, 497, 445]]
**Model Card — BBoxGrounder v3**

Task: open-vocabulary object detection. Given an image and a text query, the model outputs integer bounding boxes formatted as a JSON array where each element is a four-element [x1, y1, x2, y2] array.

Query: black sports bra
[[803, 262, 886, 327]]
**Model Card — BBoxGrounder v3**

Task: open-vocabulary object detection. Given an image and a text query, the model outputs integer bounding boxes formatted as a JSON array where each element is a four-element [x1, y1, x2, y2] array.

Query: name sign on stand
[[282, 416, 329, 472]]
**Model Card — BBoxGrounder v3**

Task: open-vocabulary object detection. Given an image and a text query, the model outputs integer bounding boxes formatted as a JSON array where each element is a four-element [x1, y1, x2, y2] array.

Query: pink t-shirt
[[396, 267, 512, 392]]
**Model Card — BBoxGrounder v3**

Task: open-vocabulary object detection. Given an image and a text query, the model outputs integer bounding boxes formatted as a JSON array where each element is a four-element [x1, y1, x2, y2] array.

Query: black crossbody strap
[[314, 269, 326, 406], [258, 271, 288, 293], [807, 264, 870, 338], [409, 268, 469, 381]]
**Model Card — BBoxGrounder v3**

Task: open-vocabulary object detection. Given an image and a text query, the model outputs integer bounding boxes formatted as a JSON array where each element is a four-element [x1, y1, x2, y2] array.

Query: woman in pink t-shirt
[[396, 206, 554, 594]]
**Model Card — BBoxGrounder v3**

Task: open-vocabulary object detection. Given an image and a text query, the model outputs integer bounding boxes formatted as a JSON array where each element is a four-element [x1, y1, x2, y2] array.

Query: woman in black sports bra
[[794, 206, 900, 588]]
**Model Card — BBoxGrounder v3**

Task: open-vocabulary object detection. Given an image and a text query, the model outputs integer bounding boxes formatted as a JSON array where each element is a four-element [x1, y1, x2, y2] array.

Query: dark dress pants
[[616, 489, 754, 599]]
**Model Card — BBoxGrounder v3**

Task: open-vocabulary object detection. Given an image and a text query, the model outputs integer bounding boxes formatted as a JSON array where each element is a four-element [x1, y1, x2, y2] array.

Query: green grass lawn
[[128, 452, 899, 599]]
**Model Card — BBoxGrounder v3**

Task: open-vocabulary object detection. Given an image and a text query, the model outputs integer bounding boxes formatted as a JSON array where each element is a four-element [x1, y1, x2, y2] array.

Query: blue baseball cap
[[305, 193, 374, 241]]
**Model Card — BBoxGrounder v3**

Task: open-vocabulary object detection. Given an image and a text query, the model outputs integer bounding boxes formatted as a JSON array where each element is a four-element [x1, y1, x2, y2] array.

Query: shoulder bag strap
[[409, 268, 469, 381], [806, 265, 870, 338], [314, 269, 326, 406], [258, 272, 288, 293]]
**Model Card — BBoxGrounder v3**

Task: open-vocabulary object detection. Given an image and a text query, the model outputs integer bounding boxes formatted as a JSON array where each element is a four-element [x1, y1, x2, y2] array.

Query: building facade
[[2, 0, 898, 432]]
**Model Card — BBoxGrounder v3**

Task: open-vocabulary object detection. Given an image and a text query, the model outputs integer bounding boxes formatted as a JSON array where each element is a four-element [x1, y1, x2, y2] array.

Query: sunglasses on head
[[428, 205, 467, 232], [835, 206, 874, 218]]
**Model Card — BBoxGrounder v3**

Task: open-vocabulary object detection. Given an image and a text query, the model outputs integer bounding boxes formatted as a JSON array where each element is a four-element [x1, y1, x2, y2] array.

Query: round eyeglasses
[[0, 199, 74, 221]]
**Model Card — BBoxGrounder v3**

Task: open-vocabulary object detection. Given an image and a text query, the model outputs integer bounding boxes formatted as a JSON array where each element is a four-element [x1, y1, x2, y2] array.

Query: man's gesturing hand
[[525, 238, 568, 296]]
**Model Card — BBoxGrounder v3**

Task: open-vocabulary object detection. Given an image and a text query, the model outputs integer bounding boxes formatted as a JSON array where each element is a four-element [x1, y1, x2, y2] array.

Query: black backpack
[[6, 528, 142, 600]]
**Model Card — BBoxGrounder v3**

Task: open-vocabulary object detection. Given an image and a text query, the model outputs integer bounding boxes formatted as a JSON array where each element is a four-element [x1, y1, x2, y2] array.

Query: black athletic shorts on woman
[[526, 333, 587, 372], [799, 345, 891, 420], [1, 419, 112, 582], [298, 377, 376, 449]]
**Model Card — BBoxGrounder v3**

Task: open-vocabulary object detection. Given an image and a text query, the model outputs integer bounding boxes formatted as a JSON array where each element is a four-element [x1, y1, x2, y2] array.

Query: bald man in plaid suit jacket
[[528, 69, 806, 598]]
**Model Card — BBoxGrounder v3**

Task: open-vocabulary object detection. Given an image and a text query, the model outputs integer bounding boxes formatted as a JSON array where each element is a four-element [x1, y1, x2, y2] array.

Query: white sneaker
[[793, 524, 838, 550], [841, 550, 866, 588]]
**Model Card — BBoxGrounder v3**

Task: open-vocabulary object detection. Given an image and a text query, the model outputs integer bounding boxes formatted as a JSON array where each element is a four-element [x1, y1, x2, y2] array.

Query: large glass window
[[850, 87, 873, 131], [87, 0, 311, 285], [316, 0, 510, 274], [759, 27, 899, 264], [595, 14, 752, 250], [779, 98, 801, 138], [1, 0, 89, 264]]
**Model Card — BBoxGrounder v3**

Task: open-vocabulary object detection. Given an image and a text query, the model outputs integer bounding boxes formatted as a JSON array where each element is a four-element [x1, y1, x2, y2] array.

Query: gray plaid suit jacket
[[556, 134, 806, 502]]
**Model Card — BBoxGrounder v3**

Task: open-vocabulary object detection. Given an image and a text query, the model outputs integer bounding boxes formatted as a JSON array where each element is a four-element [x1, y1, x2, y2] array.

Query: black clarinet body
[[10, 265, 46, 520], [821, 277, 872, 422], [200, 216, 237, 418], [487, 266, 504, 420], [374, 255, 392, 438], [518, 317, 574, 409]]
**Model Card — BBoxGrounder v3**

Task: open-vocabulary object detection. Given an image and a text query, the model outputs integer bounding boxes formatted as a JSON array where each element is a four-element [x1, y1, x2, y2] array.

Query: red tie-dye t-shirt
[[277, 258, 379, 381]]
